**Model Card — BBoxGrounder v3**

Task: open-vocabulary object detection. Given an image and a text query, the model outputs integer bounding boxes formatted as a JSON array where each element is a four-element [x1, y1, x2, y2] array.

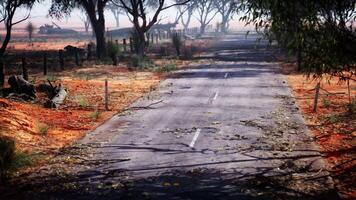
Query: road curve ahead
[[5, 33, 338, 200]]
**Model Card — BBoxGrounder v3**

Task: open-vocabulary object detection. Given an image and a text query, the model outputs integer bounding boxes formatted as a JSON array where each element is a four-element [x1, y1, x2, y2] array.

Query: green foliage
[[46, 73, 57, 82], [325, 115, 340, 124], [240, 0, 356, 80], [129, 55, 154, 69], [89, 109, 100, 121], [156, 63, 177, 73], [10, 152, 34, 170], [106, 40, 120, 57], [0, 136, 15, 181], [171, 33, 182, 56], [36, 122, 50, 135], [107, 40, 120, 65], [75, 95, 89, 107], [322, 98, 331, 108]]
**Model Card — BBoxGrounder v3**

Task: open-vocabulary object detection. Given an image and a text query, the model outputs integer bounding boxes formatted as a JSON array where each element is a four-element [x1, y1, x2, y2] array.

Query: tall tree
[[0, 0, 36, 58], [107, 2, 123, 27], [175, 0, 196, 32], [114, 0, 190, 57], [195, 0, 218, 36], [50, 0, 110, 59], [241, 0, 356, 93], [78, 9, 90, 33], [213, 0, 239, 33], [26, 21, 35, 43]]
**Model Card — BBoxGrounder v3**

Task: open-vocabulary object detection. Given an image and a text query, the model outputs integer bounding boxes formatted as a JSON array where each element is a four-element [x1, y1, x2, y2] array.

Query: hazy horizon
[[2, 0, 251, 31]]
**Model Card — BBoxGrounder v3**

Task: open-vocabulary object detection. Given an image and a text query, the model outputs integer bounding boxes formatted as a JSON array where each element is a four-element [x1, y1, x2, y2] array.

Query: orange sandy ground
[[285, 64, 355, 199], [0, 64, 161, 155]]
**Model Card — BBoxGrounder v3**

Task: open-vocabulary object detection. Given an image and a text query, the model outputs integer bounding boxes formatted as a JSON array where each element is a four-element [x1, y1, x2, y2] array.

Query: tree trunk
[[0, 25, 12, 58], [200, 24, 206, 36], [92, 23, 106, 59], [0, 60, 4, 88]]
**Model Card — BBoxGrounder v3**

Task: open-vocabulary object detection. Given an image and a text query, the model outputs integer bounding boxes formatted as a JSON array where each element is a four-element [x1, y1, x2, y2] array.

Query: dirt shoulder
[[283, 63, 355, 199], [0, 64, 162, 156]]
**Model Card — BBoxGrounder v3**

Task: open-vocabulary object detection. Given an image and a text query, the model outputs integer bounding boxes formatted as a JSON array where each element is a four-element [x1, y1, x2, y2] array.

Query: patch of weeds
[[156, 63, 177, 73], [75, 95, 89, 107], [46, 73, 57, 82], [30, 77, 37, 85], [322, 98, 331, 108], [325, 114, 340, 123], [89, 109, 100, 121], [10, 152, 34, 169], [36, 122, 50, 135], [129, 55, 154, 70]]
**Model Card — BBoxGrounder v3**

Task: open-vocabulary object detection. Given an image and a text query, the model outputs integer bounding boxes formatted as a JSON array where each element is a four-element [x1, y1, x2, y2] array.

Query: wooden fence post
[[123, 39, 127, 52], [105, 79, 109, 111], [43, 53, 47, 75], [313, 82, 321, 112], [87, 44, 92, 60], [129, 37, 134, 53], [0, 60, 4, 88], [75, 49, 80, 66], [22, 56, 28, 81], [59, 50, 64, 70]]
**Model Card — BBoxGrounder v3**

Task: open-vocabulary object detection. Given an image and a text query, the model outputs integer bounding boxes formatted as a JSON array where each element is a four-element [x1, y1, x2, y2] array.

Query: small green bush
[[89, 109, 100, 121], [322, 98, 331, 108], [156, 63, 177, 73], [0, 136, 15, 181], [129, 55, 154, 69], [36, 122, 49, 135], [76, 95, 89, 107], [107, 40, 120, 65]]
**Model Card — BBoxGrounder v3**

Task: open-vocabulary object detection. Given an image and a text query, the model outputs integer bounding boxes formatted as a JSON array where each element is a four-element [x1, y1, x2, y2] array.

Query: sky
[[8, 0, 250, 31]]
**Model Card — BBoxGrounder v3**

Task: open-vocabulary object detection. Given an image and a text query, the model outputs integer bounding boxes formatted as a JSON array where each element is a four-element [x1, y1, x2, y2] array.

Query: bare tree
[[195, 0, 218, 36], [78, 11, 90, 33], [26, 21, 35, 43], [213, 0, 239, 33], [0, 0, 35, 58], [107, 2, 124, 27], [175, 0, 196, 32], [114, 0, 190, 57], [50, 0, 110, 59]]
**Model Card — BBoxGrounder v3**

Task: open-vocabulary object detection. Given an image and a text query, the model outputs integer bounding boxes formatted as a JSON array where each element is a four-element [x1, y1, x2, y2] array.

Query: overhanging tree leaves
[[241, 0, 356, 108], [241, 0, 356, 80]]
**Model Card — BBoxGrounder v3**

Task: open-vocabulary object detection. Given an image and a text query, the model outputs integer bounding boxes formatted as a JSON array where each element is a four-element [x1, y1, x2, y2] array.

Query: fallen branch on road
[[122, 100, 164, 112]]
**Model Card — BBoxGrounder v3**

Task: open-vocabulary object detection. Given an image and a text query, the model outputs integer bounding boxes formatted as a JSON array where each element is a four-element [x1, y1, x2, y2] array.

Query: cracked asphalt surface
[[1, 33, 340, 200]]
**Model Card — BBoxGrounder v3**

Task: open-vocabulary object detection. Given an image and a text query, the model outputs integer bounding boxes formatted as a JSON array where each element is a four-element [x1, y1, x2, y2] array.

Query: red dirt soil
[[0, 65, 161, 155], [285, 64, 355, 199]]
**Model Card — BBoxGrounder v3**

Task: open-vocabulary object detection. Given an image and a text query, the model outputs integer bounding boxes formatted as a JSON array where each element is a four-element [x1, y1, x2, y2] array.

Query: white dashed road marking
[[189, 128, 201, 148]]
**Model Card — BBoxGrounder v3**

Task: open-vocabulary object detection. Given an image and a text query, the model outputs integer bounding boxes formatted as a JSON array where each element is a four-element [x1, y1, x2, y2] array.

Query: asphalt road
[[2, 33, 339, 200], [73, 33, 339, 199]]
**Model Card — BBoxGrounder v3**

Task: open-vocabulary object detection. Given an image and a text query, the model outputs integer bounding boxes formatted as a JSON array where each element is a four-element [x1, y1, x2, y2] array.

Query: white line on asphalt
[[224, 73, 229, 79], [189, 128, 201, 148], [213, 91, 219, 101]]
